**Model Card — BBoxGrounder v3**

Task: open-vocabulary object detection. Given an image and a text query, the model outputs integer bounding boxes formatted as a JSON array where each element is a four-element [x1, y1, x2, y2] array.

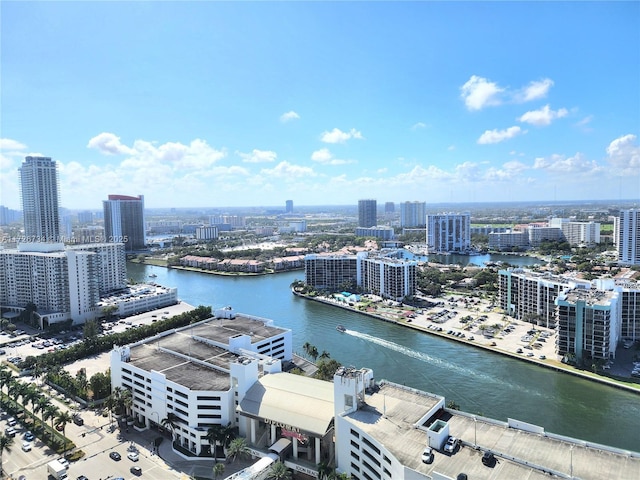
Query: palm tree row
[[0, 364, 75, 455]]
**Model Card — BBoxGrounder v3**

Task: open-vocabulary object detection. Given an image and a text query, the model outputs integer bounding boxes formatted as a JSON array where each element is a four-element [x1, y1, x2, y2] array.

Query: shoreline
[[292, 290, 640, 395]]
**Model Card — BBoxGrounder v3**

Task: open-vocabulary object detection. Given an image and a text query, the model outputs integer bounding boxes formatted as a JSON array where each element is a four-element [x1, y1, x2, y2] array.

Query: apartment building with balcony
[[0, 242, 99, 326], [304, 251, 416, 301], [555, 287, 620, 363], [425, 213, 470, 253]]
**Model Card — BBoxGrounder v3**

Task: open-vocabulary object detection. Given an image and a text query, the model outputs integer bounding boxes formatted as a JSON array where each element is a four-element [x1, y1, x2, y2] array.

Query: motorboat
[[336, 325, 346, 333]]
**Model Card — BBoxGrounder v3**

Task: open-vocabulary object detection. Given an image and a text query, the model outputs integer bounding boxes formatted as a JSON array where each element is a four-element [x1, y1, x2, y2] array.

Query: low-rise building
[[99, 283, 178, 317]]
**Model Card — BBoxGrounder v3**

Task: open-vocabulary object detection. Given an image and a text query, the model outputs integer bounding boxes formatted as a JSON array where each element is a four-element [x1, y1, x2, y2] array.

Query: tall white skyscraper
[[400, 201, 426, 228], [426, 213, 471, 253], [617, 209, 640, 265], [19, 156, 61, 242]]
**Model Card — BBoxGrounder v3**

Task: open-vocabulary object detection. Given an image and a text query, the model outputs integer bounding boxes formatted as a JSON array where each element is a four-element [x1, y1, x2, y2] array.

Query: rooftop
[[345, 381, 640, 480], [126, 315, 288, 391]]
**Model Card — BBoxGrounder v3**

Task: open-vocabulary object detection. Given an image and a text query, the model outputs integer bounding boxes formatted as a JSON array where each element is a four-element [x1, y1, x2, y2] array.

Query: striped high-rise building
[[616, 209, 640, 265], [19, 156, 61, 242], [358, 199, 377, 228], [103, 194, 146, 252]]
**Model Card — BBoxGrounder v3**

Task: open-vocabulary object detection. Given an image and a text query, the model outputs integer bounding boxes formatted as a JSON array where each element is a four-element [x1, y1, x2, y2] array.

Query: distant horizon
[[1, 2, 638, 209], [3, 198, 638, 216]]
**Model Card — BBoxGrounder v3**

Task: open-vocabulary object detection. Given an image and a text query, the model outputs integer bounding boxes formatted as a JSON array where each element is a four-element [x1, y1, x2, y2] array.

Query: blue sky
[[1, 1, 639, 210]]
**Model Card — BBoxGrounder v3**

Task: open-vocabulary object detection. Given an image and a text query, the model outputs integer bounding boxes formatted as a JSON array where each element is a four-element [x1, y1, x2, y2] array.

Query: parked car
[[58, 457, 70, 468], [5, 427, 16, 437], [482, 451, 495, 466], [24, 431, 34, 441], [127, 452, 139, 461], [7, 417, 16, 427], [130, 466, 142, 476], [109, 451, 121, 461], [444, 436, 459, 453], [73, 415, 84, 426], [22, 441, 32, 452], [421, 446, 434, 464]]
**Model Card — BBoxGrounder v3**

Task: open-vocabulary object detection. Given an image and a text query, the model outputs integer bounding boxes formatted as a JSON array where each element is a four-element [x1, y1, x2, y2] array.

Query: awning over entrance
[[269, 438, 292, 454], [237, 372, 335, 437]]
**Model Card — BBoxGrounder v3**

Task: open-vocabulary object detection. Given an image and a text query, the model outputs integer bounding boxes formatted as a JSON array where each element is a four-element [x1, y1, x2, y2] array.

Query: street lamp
[[474, 416, 477, 449], [570, 445, 574, 479]]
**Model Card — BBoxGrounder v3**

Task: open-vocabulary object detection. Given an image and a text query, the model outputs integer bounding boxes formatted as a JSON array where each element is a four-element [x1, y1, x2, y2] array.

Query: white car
[[421, 446, 434, 463], [127, 452, 139, 461], [22, 441, 31, 452], [58, 457, 70, 468], [443, 436, 459, 453]]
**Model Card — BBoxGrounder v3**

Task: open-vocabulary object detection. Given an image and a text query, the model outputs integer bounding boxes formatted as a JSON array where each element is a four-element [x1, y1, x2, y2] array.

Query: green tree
[[267, 461, 292, 480], [54, 410, 74, 455], [225, 438, 249, 463], [43, 404, 60, 440], [0, 433, 14, 478], [161, 412, 179, 442], [315, 359, 342, 381], [213, 462, 225, 480]]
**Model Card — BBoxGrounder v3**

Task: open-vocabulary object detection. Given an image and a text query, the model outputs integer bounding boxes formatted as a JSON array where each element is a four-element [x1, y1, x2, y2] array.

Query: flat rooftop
[[126, 314, 288, 391], [345, 382, 640, 480]]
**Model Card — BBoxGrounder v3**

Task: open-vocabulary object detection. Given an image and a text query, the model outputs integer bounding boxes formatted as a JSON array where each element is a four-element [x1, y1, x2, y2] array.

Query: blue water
[[129, 263, 640, 453]]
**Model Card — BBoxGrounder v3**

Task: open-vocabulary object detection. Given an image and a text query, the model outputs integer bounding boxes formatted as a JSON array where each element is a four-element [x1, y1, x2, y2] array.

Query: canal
[[127, 261, 640, 453]]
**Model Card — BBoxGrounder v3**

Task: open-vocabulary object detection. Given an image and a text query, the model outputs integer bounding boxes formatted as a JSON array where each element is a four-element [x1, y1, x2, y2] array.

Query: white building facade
[[400, 201, 426, 228], [617, 209, 640, 265], [19, 156, 61, 242], [425, 213, 471, 253], [110, 310, 292, 456], [0, 243, 99, 326]]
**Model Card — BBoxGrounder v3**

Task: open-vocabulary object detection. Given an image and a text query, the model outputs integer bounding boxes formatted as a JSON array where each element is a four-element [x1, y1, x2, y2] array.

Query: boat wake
[[343, 328, 543, 397]]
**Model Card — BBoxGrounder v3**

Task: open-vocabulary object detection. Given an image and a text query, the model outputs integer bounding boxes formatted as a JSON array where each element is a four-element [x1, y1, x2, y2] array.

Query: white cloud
[[517, 78, 554, 102], [238, 149, 278, 163], [606, 134, 640, 176], [411, 122, 427, 131], [280, 111, 300, 123], [460, 75, 504, 110], [310, 148, 355, 165], [477, 126, 524, 144], [311, 148, 332, 163], [576, 115, 594, 127], [87, 132, 134, 155], [532, 152, 602, 174], [0, 139, 27, 151], [447, 145, 456, 151], [261, 161, 316, 179], [518, 104, 568, 126], [461, 76, 557, 110], [320, 128, 364, 144]]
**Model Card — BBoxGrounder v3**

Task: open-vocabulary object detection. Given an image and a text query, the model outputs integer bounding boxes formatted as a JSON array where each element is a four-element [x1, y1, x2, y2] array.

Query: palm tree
[[0, 433, 14, 478], [303, 342, 313, 359], [0, 365, 12, 396], [212, 462, 225, 480], [225, 438, 249, 463], [206, 424, 225, 460], [22, 386, 40, 426], [54, 410, 74, 455], [266, 461, 292, 480], [220, 423, 236, 449], [317, 461, 332, 480], [161, 412, 179, 442], [43, 404, 60, 440], [34, 396, 50, 432]]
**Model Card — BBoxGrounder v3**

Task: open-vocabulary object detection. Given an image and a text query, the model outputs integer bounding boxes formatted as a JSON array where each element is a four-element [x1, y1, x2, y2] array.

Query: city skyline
[[1, 1, 639, 210]]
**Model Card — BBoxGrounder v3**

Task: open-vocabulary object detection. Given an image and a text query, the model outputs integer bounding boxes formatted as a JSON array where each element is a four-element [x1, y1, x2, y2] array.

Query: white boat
[[336, 325, 346, 333]]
